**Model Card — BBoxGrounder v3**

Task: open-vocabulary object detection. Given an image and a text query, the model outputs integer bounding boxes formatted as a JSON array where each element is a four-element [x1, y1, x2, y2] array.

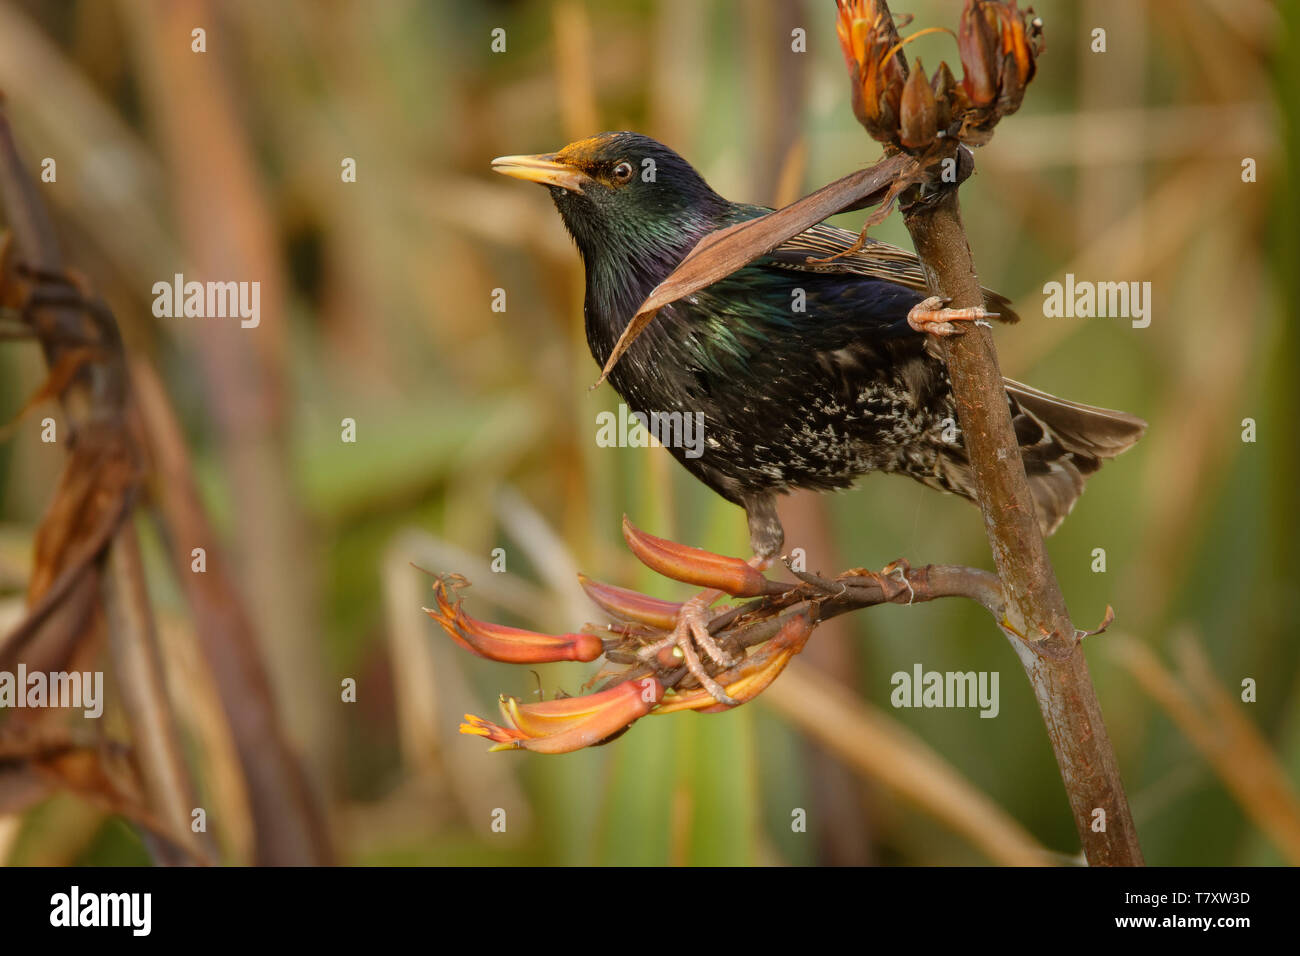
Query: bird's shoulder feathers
[[753, 218, 1018, 323]]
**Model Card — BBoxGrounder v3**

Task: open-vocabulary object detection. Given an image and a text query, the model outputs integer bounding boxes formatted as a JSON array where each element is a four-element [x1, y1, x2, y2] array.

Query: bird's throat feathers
[[557, 202, 711, 366], [603, 220, 699, 313]]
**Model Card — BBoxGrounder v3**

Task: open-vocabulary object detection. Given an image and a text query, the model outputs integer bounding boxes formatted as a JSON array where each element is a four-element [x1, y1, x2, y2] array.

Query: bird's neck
[[579, 210, 727, 368]]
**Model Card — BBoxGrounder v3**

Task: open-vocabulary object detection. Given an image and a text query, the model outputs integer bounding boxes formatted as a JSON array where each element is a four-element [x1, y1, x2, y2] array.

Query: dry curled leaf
[[594, 152, 913, 387]]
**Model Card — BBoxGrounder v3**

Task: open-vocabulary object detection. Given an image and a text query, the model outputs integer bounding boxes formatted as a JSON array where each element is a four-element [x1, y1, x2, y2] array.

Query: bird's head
[[491, 132, 728, 267]]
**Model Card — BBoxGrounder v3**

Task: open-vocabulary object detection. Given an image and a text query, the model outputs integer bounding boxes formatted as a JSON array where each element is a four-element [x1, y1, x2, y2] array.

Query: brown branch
[[898, 147, 1142, 869], [870, 1, 1143, 866], [0, 724, 207, 863], [728, 562, 1007, 652], [597, 561, 1008, 689]]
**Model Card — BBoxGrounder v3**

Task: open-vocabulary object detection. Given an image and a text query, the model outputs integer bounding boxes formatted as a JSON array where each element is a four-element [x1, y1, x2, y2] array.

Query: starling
[[492, 133, 1144, 701], [493, 132, 1145, 559]]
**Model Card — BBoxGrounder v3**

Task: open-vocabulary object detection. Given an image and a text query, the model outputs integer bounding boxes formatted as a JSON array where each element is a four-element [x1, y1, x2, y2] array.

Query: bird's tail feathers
[[934, 379, 1146, 536]]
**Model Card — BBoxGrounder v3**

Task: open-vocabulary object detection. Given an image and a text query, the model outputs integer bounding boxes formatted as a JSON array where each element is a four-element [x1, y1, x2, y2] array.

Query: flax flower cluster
[[835, 0, 1044, 150], [426, 519, 815, 754]]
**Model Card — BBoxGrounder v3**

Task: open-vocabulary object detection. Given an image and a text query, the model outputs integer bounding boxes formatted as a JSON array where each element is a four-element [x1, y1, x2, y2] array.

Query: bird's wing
[[761, 221, 1019, 323]]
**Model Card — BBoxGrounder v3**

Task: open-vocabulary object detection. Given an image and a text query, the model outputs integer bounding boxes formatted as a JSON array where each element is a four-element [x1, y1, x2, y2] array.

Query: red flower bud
[[957, 0, 999, 108], [621, 516, 770, 597], [425, 577, 603, 664], [577, 573, 682, 630]]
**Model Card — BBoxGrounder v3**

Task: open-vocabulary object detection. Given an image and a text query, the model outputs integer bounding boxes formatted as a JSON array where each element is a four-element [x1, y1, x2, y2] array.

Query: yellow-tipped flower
[[655, 613, 813, 715], [835, 0, 908, 143], [460, 677, 665, 754]]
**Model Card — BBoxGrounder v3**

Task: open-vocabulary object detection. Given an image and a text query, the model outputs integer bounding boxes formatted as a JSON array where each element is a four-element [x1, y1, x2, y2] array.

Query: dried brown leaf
[[0, 725, 203, 860], [0, 727, 139, 820], [0, 347, 103, 441], [593, 151, 914, 387]]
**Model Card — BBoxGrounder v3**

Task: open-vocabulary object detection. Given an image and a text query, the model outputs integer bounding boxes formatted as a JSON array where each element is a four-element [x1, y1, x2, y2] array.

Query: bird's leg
[[907, 295, 998, 336], [743, 493, 785, 567]]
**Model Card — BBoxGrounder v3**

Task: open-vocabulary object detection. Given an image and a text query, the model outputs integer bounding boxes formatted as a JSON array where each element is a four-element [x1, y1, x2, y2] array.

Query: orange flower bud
[[992, 2, 1042, 115], [957, 0, 999, 108], [834, 0, 909, 143], [577, 573, 682, 630], [425, 578, 604, 664], [621, 516, 769, 597]]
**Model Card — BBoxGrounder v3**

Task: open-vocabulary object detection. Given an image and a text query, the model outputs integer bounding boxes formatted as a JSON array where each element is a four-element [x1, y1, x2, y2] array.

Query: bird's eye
[[612, 160, 634, 184]]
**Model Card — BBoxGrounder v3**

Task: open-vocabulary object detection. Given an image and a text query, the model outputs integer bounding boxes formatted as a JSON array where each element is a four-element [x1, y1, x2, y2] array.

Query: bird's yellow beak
[[490, 153, 590, 193]]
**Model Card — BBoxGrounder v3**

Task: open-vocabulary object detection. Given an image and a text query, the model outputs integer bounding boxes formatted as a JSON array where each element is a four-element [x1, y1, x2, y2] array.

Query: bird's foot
[[634, 554, 774, 712], [618, 517, 788, 707], [637, 553, 774, 707], [637, 587, 741, 707], [907, 295, 998, 336]]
